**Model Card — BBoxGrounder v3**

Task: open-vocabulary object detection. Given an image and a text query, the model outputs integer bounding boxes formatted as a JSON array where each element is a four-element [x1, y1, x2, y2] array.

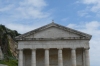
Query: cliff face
[[0, 24, 20, 60], [8, 35, 18, 58], [0, 46, 3, 60]]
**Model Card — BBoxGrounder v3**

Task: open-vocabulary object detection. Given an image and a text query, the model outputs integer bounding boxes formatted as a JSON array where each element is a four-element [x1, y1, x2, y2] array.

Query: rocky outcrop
[[0, 24, 20, 60], [8, 35, 18, 58], [0, 46, 3, 60], [0, 64, 7, 66]]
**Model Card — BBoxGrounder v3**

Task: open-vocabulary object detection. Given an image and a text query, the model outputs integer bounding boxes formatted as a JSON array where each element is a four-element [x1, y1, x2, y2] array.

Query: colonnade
[[18, 48, 90, 66]]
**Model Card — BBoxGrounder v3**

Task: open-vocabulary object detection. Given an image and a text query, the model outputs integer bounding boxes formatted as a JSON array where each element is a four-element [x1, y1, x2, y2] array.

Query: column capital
[[71, 48, 76, 50], [84, 47, 90, 50], [57, 48, 63, 50], [44, 48, 50, 50], [32, 49, 36, 51]]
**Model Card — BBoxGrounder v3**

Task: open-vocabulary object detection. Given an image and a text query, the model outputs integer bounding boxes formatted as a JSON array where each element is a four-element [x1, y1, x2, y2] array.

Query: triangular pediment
[[15, 22, 92, 40]]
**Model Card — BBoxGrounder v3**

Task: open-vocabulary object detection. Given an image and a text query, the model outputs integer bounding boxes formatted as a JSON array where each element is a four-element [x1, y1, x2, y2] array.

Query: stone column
[[18, 49, 23, 66], [71, 48, 76, 66], [58, 49, 63, 66], [82, 49, 85, 66], [85, 48, 90, 66], [32, 49, 36, 66], [45, 49, 49, 66]]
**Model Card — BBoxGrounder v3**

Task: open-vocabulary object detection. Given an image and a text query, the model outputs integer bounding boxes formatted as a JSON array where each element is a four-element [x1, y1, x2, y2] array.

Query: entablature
[[16, 37, 90, 41]]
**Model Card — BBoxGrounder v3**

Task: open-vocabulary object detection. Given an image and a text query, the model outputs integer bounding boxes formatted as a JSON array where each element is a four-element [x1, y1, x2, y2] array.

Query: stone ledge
[[16, 37, 90, 41]]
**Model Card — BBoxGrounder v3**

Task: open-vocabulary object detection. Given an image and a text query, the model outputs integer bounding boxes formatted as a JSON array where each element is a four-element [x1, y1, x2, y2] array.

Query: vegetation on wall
[[0, 24, 20, 66], [0, 59, 18, 66]]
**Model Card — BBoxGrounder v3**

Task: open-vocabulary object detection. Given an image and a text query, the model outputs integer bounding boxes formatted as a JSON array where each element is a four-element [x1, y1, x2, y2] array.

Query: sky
[[0, 0, 100, 66]]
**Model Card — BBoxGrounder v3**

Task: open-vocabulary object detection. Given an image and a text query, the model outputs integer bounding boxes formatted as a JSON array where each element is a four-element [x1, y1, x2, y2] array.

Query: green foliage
[[0, 59, 18, 66]]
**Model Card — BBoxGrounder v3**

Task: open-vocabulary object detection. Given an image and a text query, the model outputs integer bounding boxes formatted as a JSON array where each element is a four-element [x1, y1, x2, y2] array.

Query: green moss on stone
[[0, 59, 18, 66]]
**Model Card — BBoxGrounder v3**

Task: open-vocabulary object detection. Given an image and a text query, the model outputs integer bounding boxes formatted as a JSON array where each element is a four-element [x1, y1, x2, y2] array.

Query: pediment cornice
[[15, 22, 92, 40], [16, 37, 90, 41]]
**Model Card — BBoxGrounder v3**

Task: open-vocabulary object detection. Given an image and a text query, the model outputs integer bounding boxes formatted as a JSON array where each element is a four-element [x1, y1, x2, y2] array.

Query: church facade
[[15, 22, 92, 66]]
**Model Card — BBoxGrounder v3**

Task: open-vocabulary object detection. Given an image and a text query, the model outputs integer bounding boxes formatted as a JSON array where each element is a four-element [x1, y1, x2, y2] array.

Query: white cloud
[[19, 0, 47, 8], [77, 6, 92, 17], [16, 6, 50, 19], [0, 0, 51, 19], [82, 0, 100, 4], [67, 21, 100, 35], [6, 23, 35, 34], [16, 0, 50, 19], [77, 10, 88, 17], [91, 4, 100, 12], [0, 0, 53, 33], [67, 21, 100, 66], [0, 17, 52, 34], [77, 0, 100, 18], [0, 4, 14, 12], [81, 0, 100, 12]]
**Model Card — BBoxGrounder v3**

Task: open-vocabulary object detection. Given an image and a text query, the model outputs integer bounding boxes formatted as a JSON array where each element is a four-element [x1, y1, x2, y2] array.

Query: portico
[[15, 22, 91, 66]]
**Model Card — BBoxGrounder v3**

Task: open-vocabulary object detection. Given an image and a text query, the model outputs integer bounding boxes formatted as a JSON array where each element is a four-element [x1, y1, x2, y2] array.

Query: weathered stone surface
[[16, 23, 91, 66], [0, 64, 7, 66], [26, 27, 80, 38], [8, 36, 18, 58], [15, 22, 92, 39], [0, 46, 3, 60]]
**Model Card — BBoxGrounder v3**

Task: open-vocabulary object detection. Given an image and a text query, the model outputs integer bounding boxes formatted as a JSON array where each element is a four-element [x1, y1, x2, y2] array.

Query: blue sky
[[0, 0, 100, 66]]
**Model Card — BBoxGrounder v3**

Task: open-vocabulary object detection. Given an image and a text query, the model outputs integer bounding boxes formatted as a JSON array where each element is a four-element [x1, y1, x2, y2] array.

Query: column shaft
[[58, 49, 63, 66], [71, 49, 76, 66], [45, 49, 49, 66], [32, 49, 36, 66], [85, 49, 90, 66], [18, 49, 23, 66]]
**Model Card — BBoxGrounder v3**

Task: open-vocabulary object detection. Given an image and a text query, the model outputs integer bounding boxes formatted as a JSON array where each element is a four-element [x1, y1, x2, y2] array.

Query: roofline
[[15, 22, 92, 39], [16, 37, 91, 41]]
